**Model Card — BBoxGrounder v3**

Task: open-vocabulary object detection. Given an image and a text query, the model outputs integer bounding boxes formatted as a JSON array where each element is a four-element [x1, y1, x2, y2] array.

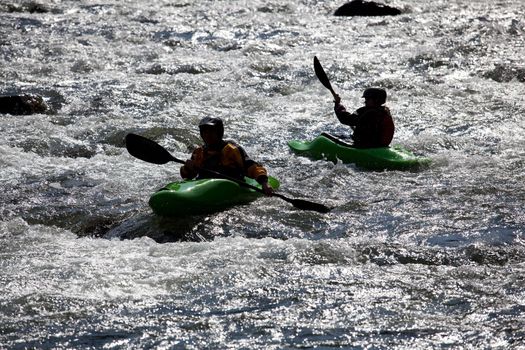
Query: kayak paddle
[[314, 56, 338, 99], [314, 56, 356, 131], [125, 133, 331, 213]]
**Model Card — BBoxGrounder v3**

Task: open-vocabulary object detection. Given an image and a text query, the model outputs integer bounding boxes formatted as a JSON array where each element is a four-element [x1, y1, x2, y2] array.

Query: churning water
[[1, 0, 524, 348]]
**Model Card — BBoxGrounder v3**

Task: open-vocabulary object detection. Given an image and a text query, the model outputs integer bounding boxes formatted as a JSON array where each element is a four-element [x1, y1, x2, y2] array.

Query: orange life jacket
[[180, 140, 268, 182]]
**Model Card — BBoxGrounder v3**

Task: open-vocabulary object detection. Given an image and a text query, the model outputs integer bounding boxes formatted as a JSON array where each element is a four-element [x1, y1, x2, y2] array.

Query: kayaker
[[180, 117, 274, 195], [331, 88, 395, 148]]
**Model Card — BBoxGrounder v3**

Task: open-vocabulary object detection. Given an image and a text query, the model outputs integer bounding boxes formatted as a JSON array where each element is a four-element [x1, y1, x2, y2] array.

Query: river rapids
[[1, 0, 524, 348]]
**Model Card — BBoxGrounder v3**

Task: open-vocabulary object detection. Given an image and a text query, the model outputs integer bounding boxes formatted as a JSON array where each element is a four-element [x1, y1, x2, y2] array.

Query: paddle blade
[[290, 198, 331, 213], [274, 193, 331, 213], [314, 56, 333, 91], [125, 133, 182, 165]]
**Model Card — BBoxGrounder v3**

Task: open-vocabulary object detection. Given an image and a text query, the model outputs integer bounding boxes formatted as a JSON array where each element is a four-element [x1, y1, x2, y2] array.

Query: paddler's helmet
[[362, 88, 387, 105], [199, 116, 224, 139]]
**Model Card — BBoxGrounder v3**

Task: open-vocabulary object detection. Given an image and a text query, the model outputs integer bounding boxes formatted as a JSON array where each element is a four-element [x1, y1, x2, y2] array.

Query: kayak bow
[[149, 176, 280, 217]]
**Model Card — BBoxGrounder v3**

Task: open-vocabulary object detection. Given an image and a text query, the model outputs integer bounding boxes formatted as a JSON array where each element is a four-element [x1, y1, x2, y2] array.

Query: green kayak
[[149, 176, 280, 217], [288, 134, 431, 171]]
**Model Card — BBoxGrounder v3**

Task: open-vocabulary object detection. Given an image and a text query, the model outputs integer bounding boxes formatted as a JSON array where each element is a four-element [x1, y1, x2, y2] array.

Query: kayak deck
[[149, 176, 280, 217], [288, 134, 431, 171]]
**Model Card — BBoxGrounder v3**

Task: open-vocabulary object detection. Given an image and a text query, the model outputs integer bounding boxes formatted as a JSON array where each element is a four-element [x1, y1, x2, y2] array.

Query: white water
[[1, 0, 524, 348]]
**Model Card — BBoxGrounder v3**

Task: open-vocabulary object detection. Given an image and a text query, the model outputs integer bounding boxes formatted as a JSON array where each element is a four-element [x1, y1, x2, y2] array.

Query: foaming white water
[[1, 0, 525, 348], [1, 218, 362, 301]]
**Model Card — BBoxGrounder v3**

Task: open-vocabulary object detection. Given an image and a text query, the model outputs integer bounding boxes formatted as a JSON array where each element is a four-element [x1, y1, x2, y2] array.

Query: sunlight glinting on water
[[1, 0, 525, 348]]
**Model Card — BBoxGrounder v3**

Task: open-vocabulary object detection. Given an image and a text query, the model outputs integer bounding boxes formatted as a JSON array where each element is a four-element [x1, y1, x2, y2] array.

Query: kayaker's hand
[[184, 159, 198, 173], [334, 94, 341, 105], [261, 182, 273, 196]]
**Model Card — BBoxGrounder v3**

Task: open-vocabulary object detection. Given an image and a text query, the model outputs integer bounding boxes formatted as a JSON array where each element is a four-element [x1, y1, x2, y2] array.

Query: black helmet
[[362, 88, 387, 104], [198, 116, 224, 138]]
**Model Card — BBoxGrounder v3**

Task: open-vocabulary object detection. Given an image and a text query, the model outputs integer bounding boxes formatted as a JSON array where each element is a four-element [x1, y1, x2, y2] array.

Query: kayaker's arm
[[180, 160, 197, 179], [334, 97, 357, 130], [256, 175, 273, 196], [180, 149, 202, 179], [231, 143, 273, 196], [245, 162, 273, 196]]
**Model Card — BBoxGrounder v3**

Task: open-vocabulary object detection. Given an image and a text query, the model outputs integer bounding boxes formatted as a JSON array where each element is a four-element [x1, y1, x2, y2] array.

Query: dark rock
[[25, 2, 49, 13], [2, 1, 49, 13], [483, 64, 525, 83], [334, 0, 402, 17], [0, 94, 48, 115]]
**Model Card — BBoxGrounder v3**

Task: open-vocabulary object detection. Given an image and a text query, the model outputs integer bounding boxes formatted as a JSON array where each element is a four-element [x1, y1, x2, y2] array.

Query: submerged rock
[[0, 94, 48, 115], [1, 1, 49, 13], [483, 64, 525, 83], [334, 0, 402, 17]]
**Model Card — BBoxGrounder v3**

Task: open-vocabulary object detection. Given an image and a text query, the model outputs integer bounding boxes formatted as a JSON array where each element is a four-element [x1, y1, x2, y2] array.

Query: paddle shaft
[[165, 153, 272, 195], [125, 133, 331, 213], [172, 157, 328, 211]]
